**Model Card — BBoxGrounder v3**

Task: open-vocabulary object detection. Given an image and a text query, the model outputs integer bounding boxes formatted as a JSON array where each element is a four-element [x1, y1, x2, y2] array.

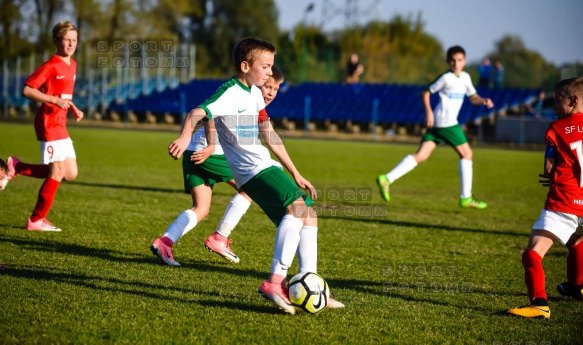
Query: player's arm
[[22, 85, 72, 109], [70, 103, 84, 122], [421, 90, 434, 128], [259, 119, 317, 199], [169, 107, 207, 160], [191, 120, 216, 165], [538, 145, 556, 187], [469, 94, 494, 108]]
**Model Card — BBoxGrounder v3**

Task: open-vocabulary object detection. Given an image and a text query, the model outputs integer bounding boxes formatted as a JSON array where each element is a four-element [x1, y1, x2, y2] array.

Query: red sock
[[212, 231, 227, 241], [567, 240, 583, 286], [160, 236, 174, 247], [522, 250, 547, 301], [30, 178, 60, 222], [15, 162, 50, 179]]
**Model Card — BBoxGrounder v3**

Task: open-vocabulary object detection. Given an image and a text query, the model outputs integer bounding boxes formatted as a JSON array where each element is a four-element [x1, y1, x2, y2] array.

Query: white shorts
[[40, 138, 76, 164], [532, 209, 583, 245]]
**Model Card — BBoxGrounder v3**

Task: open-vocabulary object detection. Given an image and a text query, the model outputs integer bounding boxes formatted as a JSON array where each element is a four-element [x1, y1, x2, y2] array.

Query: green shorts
[[182, 151, 234, 192], [240, 166, 314, 227], [422, 124, 467, 147]]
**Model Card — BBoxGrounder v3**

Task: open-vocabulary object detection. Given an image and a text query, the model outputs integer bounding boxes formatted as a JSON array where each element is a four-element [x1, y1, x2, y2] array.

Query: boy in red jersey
[[1, 21, 83, 231], [507, 77, 583, 319]]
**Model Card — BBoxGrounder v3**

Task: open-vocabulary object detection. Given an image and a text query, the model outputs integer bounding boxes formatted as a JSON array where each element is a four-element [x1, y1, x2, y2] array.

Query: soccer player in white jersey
[[168, 37, 342, 314], [376, 45, 494, 209], [150, 69, 287, 266]]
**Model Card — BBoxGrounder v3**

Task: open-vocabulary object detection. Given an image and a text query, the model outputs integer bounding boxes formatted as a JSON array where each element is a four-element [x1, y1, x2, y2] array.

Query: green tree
[[0, 0, 27, 59], [489, 35, 559, 90], [191, 0, 279, 77]]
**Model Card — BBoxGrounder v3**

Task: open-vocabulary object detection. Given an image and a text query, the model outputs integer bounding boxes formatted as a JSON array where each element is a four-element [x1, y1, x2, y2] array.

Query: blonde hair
[[555, 77, 583, 98], [52, 21, 77, 40]]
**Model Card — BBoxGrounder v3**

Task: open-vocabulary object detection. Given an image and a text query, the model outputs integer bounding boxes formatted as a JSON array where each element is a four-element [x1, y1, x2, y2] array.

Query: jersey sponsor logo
[[236, 125, 259, 138], [573, 199, 583, 205], [448, 92, 464, 99], [61, 94, 73, 100], [56, 75, 65, 79]]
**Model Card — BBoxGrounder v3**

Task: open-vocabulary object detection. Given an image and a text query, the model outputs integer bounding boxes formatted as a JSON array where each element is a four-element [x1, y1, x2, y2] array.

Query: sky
[[274, 0, 583, 66]]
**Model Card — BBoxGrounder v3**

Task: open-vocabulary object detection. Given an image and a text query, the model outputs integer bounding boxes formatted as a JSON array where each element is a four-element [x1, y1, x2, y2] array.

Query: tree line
[[1, 0, 577, 89]]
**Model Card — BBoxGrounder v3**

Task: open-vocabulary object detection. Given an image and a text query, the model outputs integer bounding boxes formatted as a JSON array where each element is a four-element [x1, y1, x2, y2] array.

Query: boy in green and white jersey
[[377, 45, 494, 209], [168, 37, 341, 314]]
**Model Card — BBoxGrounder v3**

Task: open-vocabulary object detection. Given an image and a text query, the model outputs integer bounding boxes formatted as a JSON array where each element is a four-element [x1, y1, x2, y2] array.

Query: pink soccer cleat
[[204, 233, 240, 263], [26, 218, 61, 232], [258, 279, 296, 314], [0, 156, 20, 191], [150, 237, 181, 266]]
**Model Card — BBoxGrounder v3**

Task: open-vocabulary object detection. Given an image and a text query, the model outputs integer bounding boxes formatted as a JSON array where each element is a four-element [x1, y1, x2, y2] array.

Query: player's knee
[[412, 153, 427, 163], [195, 206, 210, 219], [64, 170, 78, 181]]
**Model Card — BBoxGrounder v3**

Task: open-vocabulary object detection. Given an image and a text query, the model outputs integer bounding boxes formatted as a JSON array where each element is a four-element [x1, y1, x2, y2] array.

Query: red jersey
[[545, 113, 583, 215], [24, 55, 77, 141]]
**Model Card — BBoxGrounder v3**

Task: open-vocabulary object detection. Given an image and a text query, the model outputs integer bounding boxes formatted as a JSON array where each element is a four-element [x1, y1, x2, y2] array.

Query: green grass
[[0, 122, 581, 344]]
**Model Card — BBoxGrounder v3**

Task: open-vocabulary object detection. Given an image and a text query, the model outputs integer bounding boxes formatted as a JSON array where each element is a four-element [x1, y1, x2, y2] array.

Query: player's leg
[[507, 209, 577, 319], [201, 157, 248, 263], [450, 130, 486, 208], [151, 184, 212, 266], [507, 231, 555, 319], [558, 234, 583, 300], [27, 139, 76, 231], [0, 155, 51, 190], [295, 206, 345, 308], [241, 167, 305, 314], [376, 140, 435, 202], [204, 187, 250, 263], [151, 152, 215, 266]]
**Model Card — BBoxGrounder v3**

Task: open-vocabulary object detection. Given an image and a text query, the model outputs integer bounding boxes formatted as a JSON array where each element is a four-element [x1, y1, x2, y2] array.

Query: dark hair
[[0, 158, 7, 173], [555, 77, 583, 97], [446, 45, 466, 61], [232, 37, 276, 74], [270, 65, 284, 83]]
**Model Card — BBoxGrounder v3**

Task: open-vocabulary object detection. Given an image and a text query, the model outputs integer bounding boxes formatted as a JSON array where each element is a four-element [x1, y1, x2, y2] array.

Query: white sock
[[271, 215, 303, 277], [163, 209, 198, 243], [459, 159, 473, 198], [297, 226, 318, 273], [215, 193, 251, 238], [386, 154, 418, 183]]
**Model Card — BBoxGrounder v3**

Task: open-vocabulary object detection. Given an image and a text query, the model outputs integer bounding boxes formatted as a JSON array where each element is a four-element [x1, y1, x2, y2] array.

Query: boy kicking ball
[[168, 37, 342, 314]]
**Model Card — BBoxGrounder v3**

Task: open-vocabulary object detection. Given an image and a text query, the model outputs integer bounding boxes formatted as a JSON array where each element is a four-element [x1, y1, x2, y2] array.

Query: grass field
[[0, 122, 581, 344]]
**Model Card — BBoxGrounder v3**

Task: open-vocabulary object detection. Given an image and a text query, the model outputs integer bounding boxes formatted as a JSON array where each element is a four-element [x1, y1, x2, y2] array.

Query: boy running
[[507, 77, 583, 319], [2, 21, 83, 231], [376, 45, 493, 209], [168, 37, 340, 314]]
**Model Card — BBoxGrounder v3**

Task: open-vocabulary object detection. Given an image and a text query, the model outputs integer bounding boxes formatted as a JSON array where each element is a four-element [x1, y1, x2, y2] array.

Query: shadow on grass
[[318, 214, 527, 237], [66, 180, 239, 197], [326, 277, 522, 313], [0, 236, 153, 264], [67, 180, 182, 194], [1, 264, 288, 315]]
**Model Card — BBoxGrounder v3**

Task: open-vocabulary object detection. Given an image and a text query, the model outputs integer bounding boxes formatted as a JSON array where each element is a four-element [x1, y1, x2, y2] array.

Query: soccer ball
[[288, 272, 329, 314]]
